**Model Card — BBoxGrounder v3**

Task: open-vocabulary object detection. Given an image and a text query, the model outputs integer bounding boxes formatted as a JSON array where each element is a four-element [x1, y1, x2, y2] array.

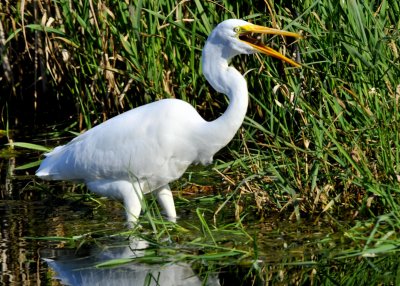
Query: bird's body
[[37, 99, 219, 188], [36, 19, 301, 223]]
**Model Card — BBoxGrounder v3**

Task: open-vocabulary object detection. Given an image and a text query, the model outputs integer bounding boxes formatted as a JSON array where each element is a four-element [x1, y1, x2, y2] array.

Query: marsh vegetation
[[1, 0, 400, 285]]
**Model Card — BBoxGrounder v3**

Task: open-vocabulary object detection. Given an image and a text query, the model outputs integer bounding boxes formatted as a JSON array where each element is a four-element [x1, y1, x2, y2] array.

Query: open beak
[[238, 24, 302, 67]]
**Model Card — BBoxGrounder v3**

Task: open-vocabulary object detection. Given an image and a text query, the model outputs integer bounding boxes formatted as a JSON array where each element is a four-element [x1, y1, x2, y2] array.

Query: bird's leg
[[124, 183, 143, 224], [87, 180, 143, 225], [154, 184, 177, 222]]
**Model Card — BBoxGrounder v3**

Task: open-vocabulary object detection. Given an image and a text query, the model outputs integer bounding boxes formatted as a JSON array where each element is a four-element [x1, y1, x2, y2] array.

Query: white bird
[[36, 19, 301, 224]]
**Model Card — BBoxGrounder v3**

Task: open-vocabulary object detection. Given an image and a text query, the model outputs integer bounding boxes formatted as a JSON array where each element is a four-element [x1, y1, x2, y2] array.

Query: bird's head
[[208, 19, 302, 67]]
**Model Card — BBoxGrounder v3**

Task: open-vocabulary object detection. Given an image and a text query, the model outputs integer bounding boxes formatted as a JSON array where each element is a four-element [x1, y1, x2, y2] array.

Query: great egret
[[36, 19, 301, 223]]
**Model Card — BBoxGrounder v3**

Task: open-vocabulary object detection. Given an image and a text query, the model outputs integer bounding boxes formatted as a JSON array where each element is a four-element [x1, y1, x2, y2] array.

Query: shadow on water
[[1, 135, 400, 285]]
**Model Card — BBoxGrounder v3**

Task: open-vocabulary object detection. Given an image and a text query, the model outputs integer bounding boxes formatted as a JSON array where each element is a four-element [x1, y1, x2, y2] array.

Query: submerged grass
[[2, 0, 400, 280]]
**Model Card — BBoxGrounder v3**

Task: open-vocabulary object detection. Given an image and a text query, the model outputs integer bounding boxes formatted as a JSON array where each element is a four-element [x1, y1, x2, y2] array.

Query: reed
[[3, 0, 400, 265]]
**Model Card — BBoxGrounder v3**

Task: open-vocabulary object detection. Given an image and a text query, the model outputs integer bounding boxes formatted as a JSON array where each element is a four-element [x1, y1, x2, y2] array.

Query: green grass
[[2, 0, 400, 281]]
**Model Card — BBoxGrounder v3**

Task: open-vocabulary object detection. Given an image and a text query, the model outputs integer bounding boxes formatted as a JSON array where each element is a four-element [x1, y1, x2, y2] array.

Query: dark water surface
[[1, 136, 399, 285]]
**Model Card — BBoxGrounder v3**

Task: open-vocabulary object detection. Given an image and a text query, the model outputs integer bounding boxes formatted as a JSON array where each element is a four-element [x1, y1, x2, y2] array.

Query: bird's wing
[[36, 99, 206, 189]]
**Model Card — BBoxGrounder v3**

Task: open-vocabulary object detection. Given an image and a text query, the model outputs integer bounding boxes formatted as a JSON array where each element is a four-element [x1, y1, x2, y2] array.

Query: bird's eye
[[233, 27, 241, 33]]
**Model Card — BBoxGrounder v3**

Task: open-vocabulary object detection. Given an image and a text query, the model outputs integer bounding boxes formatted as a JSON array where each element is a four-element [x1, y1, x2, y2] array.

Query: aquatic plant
[[1, 1, 400, 283]]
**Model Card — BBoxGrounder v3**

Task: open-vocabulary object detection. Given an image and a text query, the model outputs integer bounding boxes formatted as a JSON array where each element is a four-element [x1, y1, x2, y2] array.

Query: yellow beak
[[239, 24, 302, 68]]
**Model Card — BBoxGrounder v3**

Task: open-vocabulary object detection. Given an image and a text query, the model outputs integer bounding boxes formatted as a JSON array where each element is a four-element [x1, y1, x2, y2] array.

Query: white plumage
[[36, 19, 301, 223]]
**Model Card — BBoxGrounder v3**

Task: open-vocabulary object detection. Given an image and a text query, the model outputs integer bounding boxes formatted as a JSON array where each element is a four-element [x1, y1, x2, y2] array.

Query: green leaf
[[96, 258, 134, 268], [14, 160, 42, 170], [8, 142, 52, 152]]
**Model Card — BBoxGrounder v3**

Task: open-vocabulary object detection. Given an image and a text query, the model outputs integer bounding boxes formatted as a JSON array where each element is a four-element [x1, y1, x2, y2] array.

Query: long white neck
[[200, 36, 249, 152]]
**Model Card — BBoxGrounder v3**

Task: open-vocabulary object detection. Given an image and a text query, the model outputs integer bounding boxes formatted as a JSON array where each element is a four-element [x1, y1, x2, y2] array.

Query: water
[[41, 238, 221, 286], [1, 138, 399, 285]]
